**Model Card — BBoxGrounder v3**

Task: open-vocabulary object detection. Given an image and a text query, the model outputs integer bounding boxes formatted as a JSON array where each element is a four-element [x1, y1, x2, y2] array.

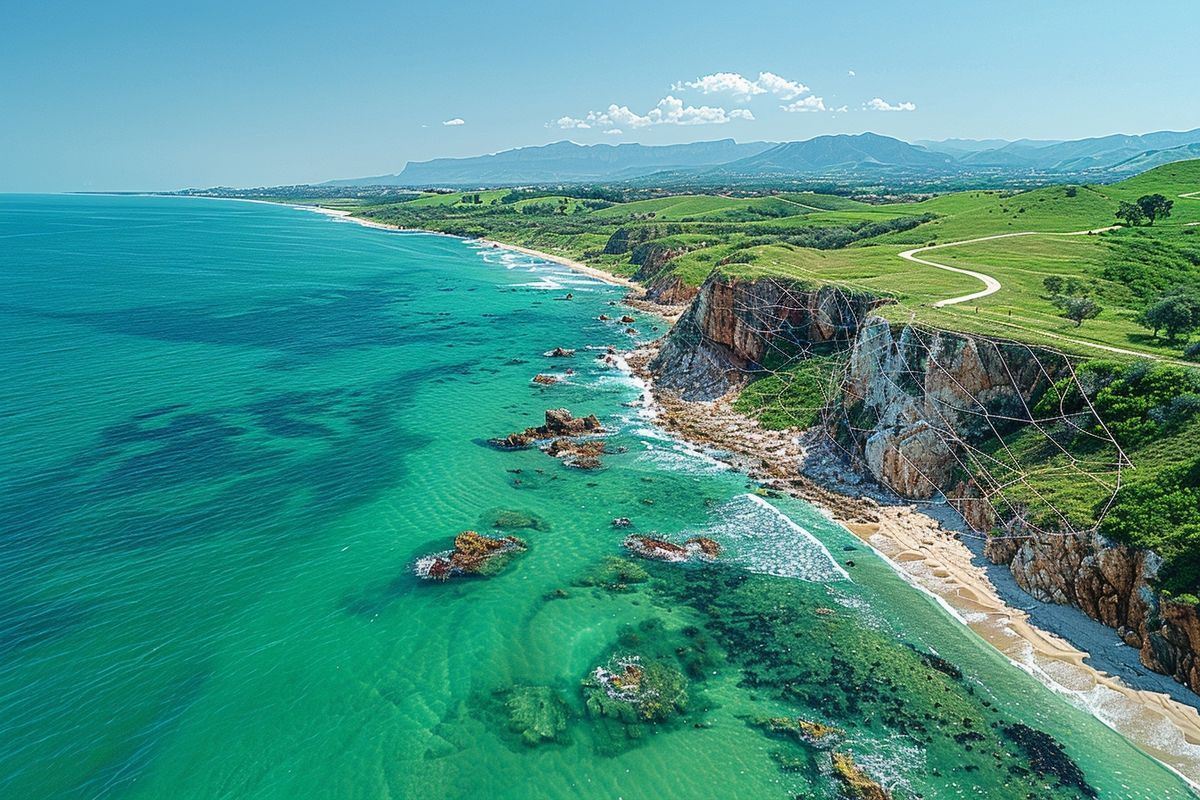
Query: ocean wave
[[680, 493, 849, 583]]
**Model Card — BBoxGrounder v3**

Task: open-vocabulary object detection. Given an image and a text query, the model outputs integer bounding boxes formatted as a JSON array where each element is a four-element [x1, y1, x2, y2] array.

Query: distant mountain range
[[324, 128, 1200, 188], [325, 139, 773, 187]]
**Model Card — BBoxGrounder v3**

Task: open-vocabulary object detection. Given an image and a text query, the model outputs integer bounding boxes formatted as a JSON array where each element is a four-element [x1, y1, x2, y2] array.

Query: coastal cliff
[[984, 529, 1200, 690], [647, 272, 1200, 693], [650, 273, 881, 400]]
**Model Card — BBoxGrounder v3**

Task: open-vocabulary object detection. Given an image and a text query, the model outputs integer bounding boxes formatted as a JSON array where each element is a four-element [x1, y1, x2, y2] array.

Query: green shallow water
[[0, 194, 1193, 799]]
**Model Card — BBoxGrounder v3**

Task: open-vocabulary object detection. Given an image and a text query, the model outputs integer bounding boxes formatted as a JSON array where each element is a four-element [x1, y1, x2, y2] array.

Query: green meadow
[[344, 160, 1200, 361]]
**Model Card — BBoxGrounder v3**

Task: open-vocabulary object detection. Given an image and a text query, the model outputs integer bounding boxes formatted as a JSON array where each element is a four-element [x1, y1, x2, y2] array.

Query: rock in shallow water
[[488, 408, 604, 450], [622, 534, 721, 562], [504, 685, 570, 746], [414, 531, 527, 581]]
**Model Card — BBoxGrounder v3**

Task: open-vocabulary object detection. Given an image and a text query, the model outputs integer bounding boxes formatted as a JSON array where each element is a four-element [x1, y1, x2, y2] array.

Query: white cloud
[[555, 116, 590, 129], [442, 118, 466, 126], [781, 95, 827, 113], [675, 70, 810, 101], [865, 97, 916, 112], [673, 71, 763, 98], [554, 95, 754, 130], [848, 70, 856, 77], [604, 129, 623, 135], [754, 71, 808, 100]]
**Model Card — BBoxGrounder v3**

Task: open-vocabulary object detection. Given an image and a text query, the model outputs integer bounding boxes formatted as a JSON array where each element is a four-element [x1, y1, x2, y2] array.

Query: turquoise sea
[[0, 194, 1194, 799]]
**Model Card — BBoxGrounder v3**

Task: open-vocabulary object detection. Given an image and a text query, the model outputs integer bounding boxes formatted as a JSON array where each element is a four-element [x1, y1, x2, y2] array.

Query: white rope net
[[678, 277, 1129, 541]]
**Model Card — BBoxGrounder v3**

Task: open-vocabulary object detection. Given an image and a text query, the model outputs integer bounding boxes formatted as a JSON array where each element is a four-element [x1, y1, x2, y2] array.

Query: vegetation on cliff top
[[980, 359, 1200, 596], [342, 161, 1200, 360]]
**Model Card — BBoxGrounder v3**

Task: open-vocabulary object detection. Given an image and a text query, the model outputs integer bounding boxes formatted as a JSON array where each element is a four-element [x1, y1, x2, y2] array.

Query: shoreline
[[621, 339, 1200, 789], [292, 201, 643, 290], [242, 196, 1200, 786]]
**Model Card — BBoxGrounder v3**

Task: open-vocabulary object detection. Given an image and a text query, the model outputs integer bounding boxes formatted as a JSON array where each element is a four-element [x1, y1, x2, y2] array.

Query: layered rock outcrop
[[644, 274, 698, 306], [836, 316, 1064, 501], [650, 273, 884, 400], [985, 528, 1200, 690], [647, 273, 1200, 693]]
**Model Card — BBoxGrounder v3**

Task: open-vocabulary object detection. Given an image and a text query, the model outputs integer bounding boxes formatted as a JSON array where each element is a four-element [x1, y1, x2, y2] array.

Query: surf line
[[741, 493, 851, 580]]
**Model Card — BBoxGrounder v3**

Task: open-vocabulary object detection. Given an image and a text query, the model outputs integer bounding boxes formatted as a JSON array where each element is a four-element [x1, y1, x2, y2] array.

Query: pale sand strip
[[623, 345, 1200, 789], [302, 198, 1200, 786], [475, 239, 640, 290], [295, 204, 640, 290], [854, 511, 1200, 786]]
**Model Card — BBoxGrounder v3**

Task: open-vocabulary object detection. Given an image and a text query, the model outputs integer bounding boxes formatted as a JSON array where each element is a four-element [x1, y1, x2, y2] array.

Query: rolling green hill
[[346, 160, 1200, 360]]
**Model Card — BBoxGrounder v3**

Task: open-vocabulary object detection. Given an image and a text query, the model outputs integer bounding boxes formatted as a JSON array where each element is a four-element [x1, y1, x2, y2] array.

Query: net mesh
[[683, 277, 1129, 541]]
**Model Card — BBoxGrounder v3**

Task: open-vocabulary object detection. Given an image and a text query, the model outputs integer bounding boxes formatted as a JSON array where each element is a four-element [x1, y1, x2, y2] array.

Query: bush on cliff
[[1100, 457, 1200, 599], [733, 354, 847, 430]]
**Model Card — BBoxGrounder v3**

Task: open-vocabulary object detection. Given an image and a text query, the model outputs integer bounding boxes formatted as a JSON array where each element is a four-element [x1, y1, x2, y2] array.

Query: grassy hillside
[[348, 160, 1200, 360], [331, 161, 1200, 594]]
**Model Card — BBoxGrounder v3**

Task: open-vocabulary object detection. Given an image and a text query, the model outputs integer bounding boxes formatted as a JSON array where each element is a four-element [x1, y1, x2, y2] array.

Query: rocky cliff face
[[835, 316, 1064, 501], [984, 531, 1200, 690], [644, 273, 698, 306], [649, 273, 882, 400], [648, 274, 1200, 693]]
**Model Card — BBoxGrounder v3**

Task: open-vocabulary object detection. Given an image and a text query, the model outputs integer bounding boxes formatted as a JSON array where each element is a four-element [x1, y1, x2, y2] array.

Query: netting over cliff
[[674, 276, 1129, 541]]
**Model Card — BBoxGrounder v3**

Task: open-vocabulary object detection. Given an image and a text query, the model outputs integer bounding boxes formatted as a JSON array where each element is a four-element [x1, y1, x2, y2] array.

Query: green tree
[[1140, 293, 1197, 341], [1116, 200, 1146, 226], [1058, 295, 1102, 327], [1137, 193, 1174, 225], [1042, 275, 1064, 296]]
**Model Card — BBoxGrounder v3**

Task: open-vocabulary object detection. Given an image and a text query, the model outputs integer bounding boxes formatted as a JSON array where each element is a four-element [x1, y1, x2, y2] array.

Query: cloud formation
[[864, 97, 916, 112], [442, 118, 465, 126], [673, 71, 809, 101], [555, 95, 754, 130], [552, 69, 906, 131], [781, 95, 827, 113]]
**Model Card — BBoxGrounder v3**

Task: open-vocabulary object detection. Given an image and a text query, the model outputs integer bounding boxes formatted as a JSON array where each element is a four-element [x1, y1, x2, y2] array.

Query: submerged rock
[[576, 556, 649, 592], [531, 374, 559, 385], [619, 315, 636, 324], [544, 437, 606, 469], [583, 654, 688, 723], [1002, 723, 1097, 798], [622, 534, 722, 562], [611, 517, 632, 528], [504, 685, 571, 746], [831, 752, 891, 800], [543, 347, 575, 358], [414, 531, 527, 581], [479, 508, 550, 532], [752, 716, 843, 748], [488, 409, 605, 450]]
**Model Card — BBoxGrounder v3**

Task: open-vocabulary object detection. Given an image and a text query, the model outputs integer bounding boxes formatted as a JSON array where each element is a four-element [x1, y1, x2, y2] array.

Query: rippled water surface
[[0, 195, 1193, 799]]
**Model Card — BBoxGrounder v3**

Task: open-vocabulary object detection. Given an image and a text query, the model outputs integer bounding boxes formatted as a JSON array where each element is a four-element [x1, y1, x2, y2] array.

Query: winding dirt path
[[901, 227, 1119, 308]]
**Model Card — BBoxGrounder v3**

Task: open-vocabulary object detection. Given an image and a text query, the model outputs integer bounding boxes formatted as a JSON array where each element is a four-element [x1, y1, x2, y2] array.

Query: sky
[[2, 0, 1196, 192]]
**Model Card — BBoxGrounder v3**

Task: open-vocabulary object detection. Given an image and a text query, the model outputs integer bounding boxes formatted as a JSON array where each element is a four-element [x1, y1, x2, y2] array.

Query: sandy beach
[[621, 341, 1200, 789], [298, 205, 642, 290], [475, 239, 641, 290], [204, 202, 1200, 785]]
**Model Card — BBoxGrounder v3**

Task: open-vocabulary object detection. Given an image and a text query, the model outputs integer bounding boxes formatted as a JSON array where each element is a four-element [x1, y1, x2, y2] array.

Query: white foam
[[679, 494, 849, 582]]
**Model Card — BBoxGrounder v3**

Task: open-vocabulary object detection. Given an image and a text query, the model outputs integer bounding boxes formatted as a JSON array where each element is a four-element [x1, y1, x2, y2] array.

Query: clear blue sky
[[2, 0, 1195, 191]]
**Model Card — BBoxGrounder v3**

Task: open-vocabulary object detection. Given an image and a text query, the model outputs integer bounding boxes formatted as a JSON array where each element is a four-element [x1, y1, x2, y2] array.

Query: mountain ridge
[[325, 127, 1200, 188]]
